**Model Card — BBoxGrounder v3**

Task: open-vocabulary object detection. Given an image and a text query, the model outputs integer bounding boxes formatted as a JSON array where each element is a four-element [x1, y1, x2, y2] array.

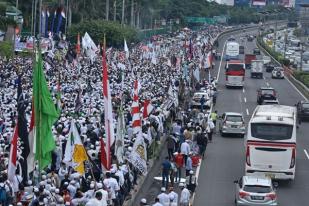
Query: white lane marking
[[246, 108, 249, 115], [285, 77, 309, 101], [304, 149, 309, 160], [217, 40, 227, 80], [244, 97, 247, 103], [243, 88, 245, 93], [263, 76, 266, 80], [266, 82, 270, 87]]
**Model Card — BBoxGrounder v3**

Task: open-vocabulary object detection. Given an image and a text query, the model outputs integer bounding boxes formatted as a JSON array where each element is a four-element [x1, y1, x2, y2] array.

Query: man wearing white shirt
[[85, 191, 102, 206], [103, 172, 120, 205], [168, 187, 178, 206], [179, 183, 191, 206], [96, 183, 108, 206], [157, 187, 170, 206], [152, 197, 163, 206], [180, 140, 190, 166]]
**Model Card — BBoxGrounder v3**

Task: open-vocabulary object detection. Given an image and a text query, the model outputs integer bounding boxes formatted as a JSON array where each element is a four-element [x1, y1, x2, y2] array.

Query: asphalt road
[[194, 28, 309, 206]]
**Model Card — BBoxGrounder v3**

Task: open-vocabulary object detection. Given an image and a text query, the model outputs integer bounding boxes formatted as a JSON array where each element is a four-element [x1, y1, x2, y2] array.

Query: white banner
[[127, 132, 147, 175]]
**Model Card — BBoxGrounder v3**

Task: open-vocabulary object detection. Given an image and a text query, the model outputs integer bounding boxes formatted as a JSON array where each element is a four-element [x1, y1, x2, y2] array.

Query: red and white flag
[[131, 80, 141, 134], [27, 104, 36, 175], [101, 38, 115, 170], [8, 124, 18, 182], [143, 99, 154, 119]]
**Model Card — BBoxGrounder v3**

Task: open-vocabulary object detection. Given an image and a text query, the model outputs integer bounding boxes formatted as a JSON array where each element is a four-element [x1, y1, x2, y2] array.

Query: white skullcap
[[97, 183, 103, 189]]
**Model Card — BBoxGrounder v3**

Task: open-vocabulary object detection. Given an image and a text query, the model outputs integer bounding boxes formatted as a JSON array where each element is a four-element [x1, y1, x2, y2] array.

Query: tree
[[67, 20, 138, 47], [0, 41, 13, 59]]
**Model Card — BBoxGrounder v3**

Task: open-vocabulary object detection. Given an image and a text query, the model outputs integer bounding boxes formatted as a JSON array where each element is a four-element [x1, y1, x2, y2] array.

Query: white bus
[[225, 41, 239, 61], [245, 105, 297, 180]]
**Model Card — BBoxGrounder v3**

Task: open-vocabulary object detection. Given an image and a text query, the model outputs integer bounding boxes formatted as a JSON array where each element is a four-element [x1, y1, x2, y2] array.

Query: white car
[[190, 92, 211, 110], [219, 112, 245, 137], [234, 176, 278, 206], [271, 67, 284, 79]]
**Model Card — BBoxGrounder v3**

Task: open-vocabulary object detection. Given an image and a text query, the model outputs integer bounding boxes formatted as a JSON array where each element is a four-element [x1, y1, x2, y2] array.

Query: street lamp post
[[284, 30, 288, 59]]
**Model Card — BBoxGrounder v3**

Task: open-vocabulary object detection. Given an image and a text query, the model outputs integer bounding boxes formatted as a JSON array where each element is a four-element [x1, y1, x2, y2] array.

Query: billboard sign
[[252, 0, 266, 6]]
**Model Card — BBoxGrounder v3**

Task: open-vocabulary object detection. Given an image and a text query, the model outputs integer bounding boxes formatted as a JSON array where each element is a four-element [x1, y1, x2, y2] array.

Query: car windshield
[[251, 123, 293, 140], [227, 64, 244, 71], [243, 185, 272, 193], [302, 103, 309, 109], [261, 90, 274, 95], [226, 115, 242, 122]]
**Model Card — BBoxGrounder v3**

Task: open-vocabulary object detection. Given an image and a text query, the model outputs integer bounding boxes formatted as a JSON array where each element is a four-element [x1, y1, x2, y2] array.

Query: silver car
[[219, 112, 245, 137], [234, 176, 278, 206]]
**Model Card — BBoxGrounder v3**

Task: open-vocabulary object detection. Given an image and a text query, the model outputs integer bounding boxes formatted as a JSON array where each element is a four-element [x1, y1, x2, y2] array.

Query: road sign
[[186, 17, 216, 24]]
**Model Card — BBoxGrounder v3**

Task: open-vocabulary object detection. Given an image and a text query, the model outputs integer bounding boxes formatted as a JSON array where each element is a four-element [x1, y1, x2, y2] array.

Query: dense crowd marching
[[0, 24, 223, 206]]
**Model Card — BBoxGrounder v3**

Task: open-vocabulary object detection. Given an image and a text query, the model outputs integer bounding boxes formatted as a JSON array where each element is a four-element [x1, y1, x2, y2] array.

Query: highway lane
[[194, 28, 309, 206]]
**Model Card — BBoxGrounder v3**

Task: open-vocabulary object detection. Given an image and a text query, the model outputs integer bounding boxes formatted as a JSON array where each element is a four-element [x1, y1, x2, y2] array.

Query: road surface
[[194, 28, 309, 206]]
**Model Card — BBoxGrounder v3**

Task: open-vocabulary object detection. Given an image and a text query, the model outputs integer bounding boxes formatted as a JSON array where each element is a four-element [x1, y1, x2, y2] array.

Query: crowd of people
[[0, 24, 224, 206]]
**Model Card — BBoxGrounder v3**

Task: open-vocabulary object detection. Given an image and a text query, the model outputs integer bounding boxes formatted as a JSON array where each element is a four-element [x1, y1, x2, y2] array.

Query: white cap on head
[[161, 187, 166, 192], [140, 198, 147, 204], [97, 183, 103, 189], [179, 183, 185, 187]]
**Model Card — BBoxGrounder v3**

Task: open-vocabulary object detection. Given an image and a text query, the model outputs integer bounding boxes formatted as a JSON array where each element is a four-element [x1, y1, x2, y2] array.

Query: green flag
[[33, 50, 60, 170]]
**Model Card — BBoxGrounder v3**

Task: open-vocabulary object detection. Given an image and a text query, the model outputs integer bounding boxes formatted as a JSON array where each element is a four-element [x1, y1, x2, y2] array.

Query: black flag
[[17, 75, 30, 183]]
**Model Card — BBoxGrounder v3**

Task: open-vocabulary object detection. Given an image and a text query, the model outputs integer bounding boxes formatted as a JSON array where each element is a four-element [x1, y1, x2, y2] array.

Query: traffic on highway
[[194, 25, 309, 206]]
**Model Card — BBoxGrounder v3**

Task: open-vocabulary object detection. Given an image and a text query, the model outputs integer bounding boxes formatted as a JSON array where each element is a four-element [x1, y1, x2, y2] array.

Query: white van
[[245, 105, 297, 180]]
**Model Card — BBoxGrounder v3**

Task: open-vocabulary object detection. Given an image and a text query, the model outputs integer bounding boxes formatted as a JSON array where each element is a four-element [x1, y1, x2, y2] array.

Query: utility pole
[[121, 0, 125, 25], [300, 42, 303, 71], [16, 0, 18, 9], [273, 13, 278, 51], [284, 30, 287, 59]]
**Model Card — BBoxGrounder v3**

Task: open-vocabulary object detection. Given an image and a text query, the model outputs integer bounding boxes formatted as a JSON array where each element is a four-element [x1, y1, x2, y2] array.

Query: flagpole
[[38, 42, 43, 179], [104, 34, 111, 169]]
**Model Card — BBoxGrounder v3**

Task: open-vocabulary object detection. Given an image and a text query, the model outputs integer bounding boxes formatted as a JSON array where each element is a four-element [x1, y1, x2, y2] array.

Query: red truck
[[244, 54, 256, 69]]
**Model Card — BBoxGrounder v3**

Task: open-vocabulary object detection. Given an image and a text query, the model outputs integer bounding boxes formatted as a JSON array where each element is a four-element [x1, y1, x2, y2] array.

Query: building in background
[[214, 0, 235, 6], [278, 0, 295, 7], [295, 0, 309, 10], [251, 0, 267, 6]]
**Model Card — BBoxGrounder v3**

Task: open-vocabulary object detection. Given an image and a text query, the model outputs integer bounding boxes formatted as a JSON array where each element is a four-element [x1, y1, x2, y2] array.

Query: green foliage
[[294, 71, 309, 87], [0, 2, 7, 16], [257, 36, 290, 66], [0, 41, 13, 59], [0, 16, 17, 31], [68, 20, 138, 47]]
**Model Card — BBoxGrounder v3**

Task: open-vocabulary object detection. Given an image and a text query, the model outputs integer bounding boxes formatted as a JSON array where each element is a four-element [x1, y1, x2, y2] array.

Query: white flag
[[115, 110, 125, 164], [124, 39, 129, 59]]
